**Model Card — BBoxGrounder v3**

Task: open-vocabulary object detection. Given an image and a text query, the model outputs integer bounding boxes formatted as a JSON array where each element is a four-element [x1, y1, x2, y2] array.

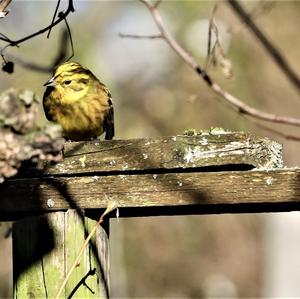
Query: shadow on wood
[[0, 133, 289, 298], [13, 211, 109, 298]]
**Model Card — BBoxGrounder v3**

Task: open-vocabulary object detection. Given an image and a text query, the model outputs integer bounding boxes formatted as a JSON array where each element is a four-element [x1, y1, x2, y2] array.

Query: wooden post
[[13, 211, 109, 298]]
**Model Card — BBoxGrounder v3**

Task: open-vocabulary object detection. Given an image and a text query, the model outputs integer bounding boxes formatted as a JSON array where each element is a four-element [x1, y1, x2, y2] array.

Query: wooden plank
[[23, 132, 283, 176], [13, 214, 61, 298], [2, 169, 300, 214], [13, 211, 109, 298], [64, 211, 109, 298]]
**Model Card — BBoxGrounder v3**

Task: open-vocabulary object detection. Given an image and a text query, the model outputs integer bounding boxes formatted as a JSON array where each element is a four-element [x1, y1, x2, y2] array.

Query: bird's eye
[[64, 80, 72, 85]]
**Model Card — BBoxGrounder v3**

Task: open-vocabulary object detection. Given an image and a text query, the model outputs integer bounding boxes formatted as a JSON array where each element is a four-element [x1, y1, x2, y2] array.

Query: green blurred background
[[1, 1, 300, 298]]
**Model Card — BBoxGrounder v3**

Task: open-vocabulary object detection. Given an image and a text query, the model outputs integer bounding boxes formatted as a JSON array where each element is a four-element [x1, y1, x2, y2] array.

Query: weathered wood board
[[0, 132, 288, 299], [2, 169, 300, 214], [0, 132, 289, 215], [13, 211, 109, 298], [24, 132, 283, 176]]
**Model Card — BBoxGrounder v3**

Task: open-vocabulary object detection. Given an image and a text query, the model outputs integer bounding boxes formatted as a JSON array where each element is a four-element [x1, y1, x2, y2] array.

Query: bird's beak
[[43, 77, 57, 87]]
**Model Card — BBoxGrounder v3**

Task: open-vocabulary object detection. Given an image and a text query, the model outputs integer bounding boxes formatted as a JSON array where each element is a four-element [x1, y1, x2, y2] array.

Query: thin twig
[[255, 123, 300, 142], [0, 0, 12, 18], [51, 28, 71, 68], [62, 12, 74, 61], [205, 4, 217, 70], [227, 1, 276, 34], [228, 0, 300, 95], [2, 53, 52, 73], [2, 28, 70, 73], [205, 4, 233, 79], [67, 268, 96, 299], [47, 0, 61, 38], [0, 32, 12, 43], [153, 0, 162, 9], [137, 0, 300, 127], [248, 1, 275, 20], [0, 0, 75, 46], [0, 0, 11, 11], [119, 32, 162, 39], [55, 201, 117, 299]]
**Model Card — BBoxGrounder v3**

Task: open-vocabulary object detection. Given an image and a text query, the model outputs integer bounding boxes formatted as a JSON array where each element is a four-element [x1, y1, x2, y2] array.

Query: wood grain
[[13, 211, 109, 298], [23, 132, 283, 176], [3, 169, 300, 214], [1, 133, 287, 216]]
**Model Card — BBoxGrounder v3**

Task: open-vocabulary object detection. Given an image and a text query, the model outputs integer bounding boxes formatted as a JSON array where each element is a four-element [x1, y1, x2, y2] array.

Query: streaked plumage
[[43, 61, 114, 141]]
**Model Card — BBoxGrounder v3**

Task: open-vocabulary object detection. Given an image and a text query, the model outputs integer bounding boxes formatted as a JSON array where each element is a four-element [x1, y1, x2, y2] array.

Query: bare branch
[[119, 32, 162, 39], [47, 0, 61, 38], [2, 28, 70, 73], [61, 12, 74, 61], [205, 4, 234, 79], [0, 0, 12, 18], [138, 0, 300, 127], [228, 0, 300, 95], [227, 1, 276, 34], [153, 0, 162, 9], [3, 53, 52, 73], [51, 28, 71, 68], [0, 32, 12, 43], [0, 0, 73, 74], [249, 1, 275, 20], [0, 0, 74, 47], [255, 123, 300, 142], [205, 4, 217, 70]]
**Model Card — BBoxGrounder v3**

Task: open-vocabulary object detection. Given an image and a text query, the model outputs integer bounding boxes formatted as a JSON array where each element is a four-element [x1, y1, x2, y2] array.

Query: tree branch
[[228, 0, 300, 95], [0, 0, 74, 47], [1, 28, 70, 73], [1, 0, 73, 73], [47, 0, 61, 38], [119, 32, 162, 39], [255, 123, 300, 142], [0, 0, 12, 18], [136, 0, 300, 128]]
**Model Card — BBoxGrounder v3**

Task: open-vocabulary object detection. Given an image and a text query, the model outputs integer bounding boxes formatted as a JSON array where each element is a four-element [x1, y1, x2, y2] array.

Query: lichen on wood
[[0, 88, 64, 182], [38, 131, 283, 176]]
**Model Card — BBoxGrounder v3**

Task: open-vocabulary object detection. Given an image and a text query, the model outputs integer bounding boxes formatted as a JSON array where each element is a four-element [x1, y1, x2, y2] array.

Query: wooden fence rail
[[0, 132, 288, 214], [1, 132, 298, 298]]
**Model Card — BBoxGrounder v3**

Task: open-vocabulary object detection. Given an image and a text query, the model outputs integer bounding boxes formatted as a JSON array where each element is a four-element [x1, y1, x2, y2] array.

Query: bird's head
[[43, 61, 94, 97]]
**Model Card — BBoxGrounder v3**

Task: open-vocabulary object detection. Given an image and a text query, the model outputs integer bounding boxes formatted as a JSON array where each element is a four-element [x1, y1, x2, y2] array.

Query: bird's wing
[[103, 97, 114, 140]]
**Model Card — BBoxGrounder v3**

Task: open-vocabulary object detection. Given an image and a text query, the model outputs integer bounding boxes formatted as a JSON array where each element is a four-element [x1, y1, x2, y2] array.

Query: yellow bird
[[43, 61, 114, 141]]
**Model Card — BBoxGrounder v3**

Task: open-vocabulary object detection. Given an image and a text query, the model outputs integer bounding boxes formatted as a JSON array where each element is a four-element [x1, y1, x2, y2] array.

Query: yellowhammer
[[43, 61, 114, 141]]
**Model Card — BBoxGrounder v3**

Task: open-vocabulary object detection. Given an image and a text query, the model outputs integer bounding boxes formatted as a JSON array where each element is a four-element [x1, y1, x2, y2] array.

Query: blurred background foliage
[[1, 0, 300, 298]]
